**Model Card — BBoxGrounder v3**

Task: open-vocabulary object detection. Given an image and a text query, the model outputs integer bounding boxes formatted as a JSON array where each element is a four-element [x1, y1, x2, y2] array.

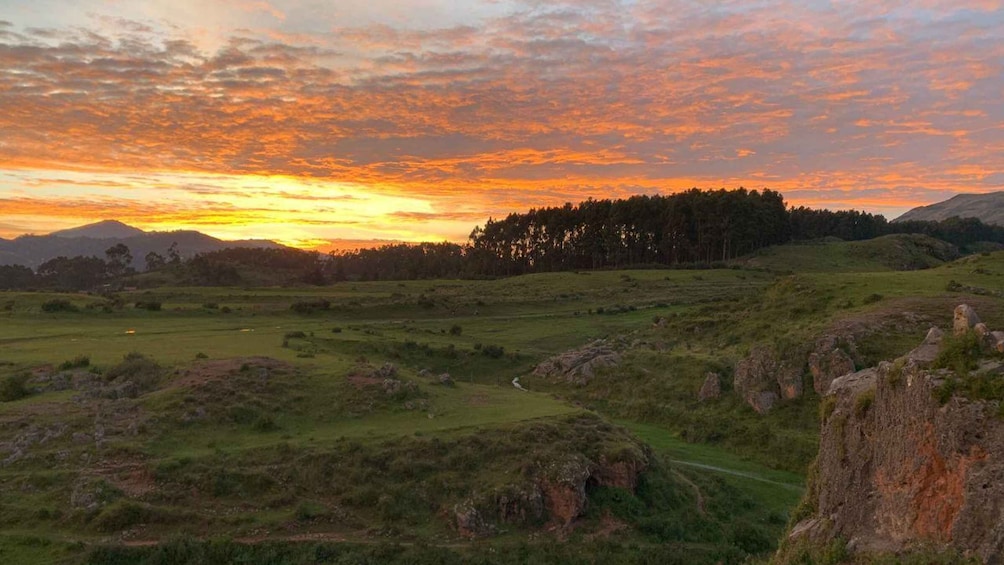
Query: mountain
[[50, 219, 147, 239], [0, 222, 286, 268], [895, 191, 1004, 225]]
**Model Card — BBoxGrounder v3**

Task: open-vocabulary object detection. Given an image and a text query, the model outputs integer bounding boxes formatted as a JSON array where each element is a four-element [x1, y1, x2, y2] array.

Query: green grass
[[3, 248, 1004, 563]]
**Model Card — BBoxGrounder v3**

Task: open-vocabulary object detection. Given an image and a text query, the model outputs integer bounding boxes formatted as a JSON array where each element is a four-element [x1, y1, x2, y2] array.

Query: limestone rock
[[808, 335, 857, 395], [734, 346, 804, 414], [698, 372, 721, 402], [790, 308, 1004, 563], [532, 340, 621, 386], [953, 304, 981, 336], [899, 326, 944, 367]]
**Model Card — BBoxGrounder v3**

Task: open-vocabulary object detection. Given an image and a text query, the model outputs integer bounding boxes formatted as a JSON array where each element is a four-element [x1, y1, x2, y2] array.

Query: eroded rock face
[[452, 448, 649, 537], [790, 312, 1004, 563], [532, 340, 622, 386], [698, 372, 721, 402], [734, 346, 806, 414], [808, 335, 858, 395]]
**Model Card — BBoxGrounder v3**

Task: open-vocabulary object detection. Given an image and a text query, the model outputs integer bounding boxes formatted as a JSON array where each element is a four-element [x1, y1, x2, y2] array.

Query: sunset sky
[[1, 0, 1002, 248]]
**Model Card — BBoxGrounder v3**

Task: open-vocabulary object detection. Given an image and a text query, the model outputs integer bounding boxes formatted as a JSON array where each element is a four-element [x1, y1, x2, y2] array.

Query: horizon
[[1, 1, 1003, 247]]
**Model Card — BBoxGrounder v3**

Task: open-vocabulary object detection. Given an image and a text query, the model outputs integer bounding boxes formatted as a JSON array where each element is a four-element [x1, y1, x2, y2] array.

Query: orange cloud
[[0, 1, 1002, 245]]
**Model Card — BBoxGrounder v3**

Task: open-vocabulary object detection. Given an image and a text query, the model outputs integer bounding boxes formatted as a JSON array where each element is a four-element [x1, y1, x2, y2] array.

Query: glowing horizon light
[[1, 1, 1002, 245]]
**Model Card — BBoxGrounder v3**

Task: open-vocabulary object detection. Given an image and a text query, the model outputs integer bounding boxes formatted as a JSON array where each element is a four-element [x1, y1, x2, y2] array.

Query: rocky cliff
[[778, 305, 1004, 563]]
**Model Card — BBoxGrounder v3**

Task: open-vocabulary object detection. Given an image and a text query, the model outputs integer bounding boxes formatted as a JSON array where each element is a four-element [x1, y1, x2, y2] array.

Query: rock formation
[[733, 346, 805, 414], [807, 335, 858, 395], [782, 306, 1004, 563], [698, 372, 721, 402], [453, 444, 649, 537], [532, 339, 622, 385]]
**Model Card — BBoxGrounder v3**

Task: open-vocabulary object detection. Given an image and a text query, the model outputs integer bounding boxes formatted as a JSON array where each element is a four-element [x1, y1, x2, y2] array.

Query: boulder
[[532, 340, 621, 386], [953, 304, 980, 336], [899, 326, 944, 367], [734, 346, 802, 414], [438, 373, 455, 387], [698, 372, 721, 402], [808, 335, 858, 395]]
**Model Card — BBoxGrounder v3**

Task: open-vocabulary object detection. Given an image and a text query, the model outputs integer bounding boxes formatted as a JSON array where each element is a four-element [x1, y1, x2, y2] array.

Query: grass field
[[2, 243, 1003, 563]]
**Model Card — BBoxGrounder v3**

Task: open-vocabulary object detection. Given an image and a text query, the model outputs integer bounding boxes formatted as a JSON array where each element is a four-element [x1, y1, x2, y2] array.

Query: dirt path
[[668, 459, 803, 492]]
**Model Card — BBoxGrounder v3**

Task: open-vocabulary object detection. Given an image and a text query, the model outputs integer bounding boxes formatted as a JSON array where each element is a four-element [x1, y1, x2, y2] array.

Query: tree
[[167, 242, 181, 265], [105, 244, 133, 278], [144, 251, 166, 272], [36, 256, 107, 290]]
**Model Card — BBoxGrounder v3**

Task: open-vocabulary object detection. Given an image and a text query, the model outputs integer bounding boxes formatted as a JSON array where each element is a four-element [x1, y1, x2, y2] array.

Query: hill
[[0, 221, 286, 269], [50, 220, 146, 239], [896, 191, 1004, 226], [742, 234, 961, 272]]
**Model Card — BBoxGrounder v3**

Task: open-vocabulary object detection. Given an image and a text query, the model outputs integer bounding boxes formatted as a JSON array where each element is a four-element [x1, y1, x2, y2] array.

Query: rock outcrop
[[807, 335, 858, 395], [954, 303, 981, 336], [532, 339, 621, 386], [452, 445, 649, 537], [698, 372, 721, 402], [734, 346, 805, 414], [784, 306, 1004, 563]]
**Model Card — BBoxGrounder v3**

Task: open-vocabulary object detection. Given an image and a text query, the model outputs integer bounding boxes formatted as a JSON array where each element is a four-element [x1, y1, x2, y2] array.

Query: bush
[[134, 301, 162, 311], [933, 331, 983, 376], [202, 302, 219, 309], [449, 324, 462, 336], [0, 373, 31, 402], [104, 353, 161, 392], [284, 331, 307, 339], [481, 344, 505, 359], [854, 389, 875, 417], [41, 299, 77, 313], [58, 355, 90, 371], [290, 299, 330, 314]]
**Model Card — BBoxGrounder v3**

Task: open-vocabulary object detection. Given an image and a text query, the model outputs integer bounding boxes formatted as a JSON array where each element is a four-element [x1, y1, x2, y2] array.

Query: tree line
[[2, 188, 1004, 289]]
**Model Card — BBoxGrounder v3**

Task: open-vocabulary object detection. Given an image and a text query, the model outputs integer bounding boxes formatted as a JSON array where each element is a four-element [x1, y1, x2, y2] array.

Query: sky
[[0, 0, 1002, 249]]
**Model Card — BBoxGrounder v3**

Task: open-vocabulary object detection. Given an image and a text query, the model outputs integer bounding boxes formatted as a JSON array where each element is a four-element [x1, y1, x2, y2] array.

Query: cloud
[[0, 1, 1002, 244]]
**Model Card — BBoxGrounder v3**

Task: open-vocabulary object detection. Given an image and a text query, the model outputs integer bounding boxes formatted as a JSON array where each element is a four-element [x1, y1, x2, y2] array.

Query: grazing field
[[2, 245, 1003, 563]]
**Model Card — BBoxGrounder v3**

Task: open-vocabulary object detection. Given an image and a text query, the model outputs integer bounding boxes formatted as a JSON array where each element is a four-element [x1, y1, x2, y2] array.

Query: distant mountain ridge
[[50, 219, 147, 239], [0, 220, 286, 268], [895, 191, 1004, 226]]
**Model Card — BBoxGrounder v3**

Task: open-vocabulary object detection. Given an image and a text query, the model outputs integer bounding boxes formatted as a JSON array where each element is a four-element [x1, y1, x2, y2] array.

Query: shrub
[[481, 344, 505, 359], [331, 327, 342, 333], [854, 389, 875, 417], [195, 352, 209, 359], [0, 373, 31, 402], [104, 353, 161, 392], [58, 355, 90, 371], [290, 299, 330, 314], [41, 299, 77, 313], [134, 301, 162, 311], [284, 331, 307, 339], [449, 324, 462, 336], [862, 293, 884, 305], [818, 396, 837, 423], [933, 331, 983, 376], [202, 302, 219, 309]]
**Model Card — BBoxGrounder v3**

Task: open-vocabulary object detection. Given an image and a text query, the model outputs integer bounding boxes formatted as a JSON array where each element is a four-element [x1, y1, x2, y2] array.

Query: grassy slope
[[2, 243, 1003, 563]]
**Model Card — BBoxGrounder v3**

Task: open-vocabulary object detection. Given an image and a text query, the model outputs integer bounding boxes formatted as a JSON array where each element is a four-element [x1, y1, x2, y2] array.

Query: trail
[[671, 469, 706, 515], [668, 459, 803, 492]]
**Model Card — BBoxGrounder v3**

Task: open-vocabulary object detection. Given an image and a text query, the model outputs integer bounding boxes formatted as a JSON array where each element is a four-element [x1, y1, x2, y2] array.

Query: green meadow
[[1, 239, 1003, 563]]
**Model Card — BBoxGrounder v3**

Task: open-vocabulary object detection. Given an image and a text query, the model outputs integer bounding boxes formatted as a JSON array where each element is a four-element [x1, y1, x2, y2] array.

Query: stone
[[532, 340, 621, 386], [734, 346, 801, 414], [899, 326, 944, 367], [796, 307, 1004, 562], [953, 304, 980, 336], [438, 373, 455, 387], [698, 372, 721, 401], [808, 335, 858, 395]]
